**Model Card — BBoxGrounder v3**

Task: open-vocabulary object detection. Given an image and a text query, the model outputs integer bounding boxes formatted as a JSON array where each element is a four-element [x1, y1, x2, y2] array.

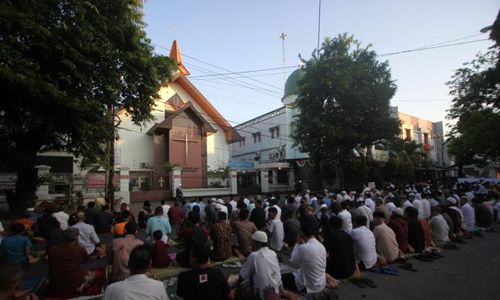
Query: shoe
[[361, 277, 378, 288], [350, 278, 367, 288]]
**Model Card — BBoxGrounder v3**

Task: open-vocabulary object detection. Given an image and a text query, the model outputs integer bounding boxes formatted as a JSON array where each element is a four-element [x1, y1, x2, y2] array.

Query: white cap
[[217, 199, 224, 204], [393, 208, 404, 217], [320, 204, 328, 209], [446, 197, 457, 205], [252, 231, 268, 243]]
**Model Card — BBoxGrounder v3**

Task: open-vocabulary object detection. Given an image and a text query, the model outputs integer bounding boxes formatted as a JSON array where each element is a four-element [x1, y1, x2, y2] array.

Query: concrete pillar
[[117, 168, 130, 204], [35, 165, 51, 200], [171, 167, 182, 198], [260, 169, 269, 193], [229, 170, 238, 195], [288, 168, 295, 190]]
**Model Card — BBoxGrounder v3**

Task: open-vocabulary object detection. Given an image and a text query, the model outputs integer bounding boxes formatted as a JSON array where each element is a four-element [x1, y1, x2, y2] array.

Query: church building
[[115, 40, 240, 203]]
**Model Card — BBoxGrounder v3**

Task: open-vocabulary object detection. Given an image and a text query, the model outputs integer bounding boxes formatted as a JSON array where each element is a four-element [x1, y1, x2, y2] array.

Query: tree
[[292, 34, 400, 187], [0, 0, 172, 214], [446, 12, 500, 174]]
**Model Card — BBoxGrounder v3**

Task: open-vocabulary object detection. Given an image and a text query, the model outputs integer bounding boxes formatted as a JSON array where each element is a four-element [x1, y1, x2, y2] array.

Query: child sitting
[[151, 230, 172, 268]]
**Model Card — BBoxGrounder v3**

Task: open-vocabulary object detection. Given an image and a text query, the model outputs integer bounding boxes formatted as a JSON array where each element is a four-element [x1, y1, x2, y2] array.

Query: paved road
[[336, 229, 500, 300]]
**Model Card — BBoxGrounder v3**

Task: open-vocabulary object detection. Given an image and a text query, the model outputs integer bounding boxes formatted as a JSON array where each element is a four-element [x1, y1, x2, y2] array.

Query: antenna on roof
[[280, 27, 287, 86]]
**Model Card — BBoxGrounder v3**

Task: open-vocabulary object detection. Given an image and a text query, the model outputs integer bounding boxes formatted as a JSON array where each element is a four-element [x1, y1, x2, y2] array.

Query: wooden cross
[[158, 176, 165, 188], [172, 131, 198, 165]]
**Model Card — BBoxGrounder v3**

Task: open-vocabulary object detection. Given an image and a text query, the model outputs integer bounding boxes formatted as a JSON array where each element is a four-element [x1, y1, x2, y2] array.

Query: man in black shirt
[[177, 242, 232, 300], [405, 206, 425, 253], [249, 199, 266, 230], [95, 205, 114, 234], [323, 216, 356, 279]]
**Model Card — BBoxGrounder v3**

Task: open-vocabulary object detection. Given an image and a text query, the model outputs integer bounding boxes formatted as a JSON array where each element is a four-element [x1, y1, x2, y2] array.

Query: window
[[239, 137, 246, 147], [252, 132, 261, 143], [269, 126, 280, 139], [423, 133, 429, 144], [405, 129, 411, 141]]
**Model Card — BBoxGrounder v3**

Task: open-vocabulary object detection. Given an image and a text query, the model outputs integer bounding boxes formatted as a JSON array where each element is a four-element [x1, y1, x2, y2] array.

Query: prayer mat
[[151, 256, 243, 279]]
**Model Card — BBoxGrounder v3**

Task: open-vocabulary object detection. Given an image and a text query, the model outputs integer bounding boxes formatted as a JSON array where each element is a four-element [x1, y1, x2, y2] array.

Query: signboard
[[229, 160, 255, 170]]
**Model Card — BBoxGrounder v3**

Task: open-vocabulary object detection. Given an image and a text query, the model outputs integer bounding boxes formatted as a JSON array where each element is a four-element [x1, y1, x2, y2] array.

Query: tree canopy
[[292, 34, 400, 186], [0, 0, 172, 211], [446, 12, 500, 170]]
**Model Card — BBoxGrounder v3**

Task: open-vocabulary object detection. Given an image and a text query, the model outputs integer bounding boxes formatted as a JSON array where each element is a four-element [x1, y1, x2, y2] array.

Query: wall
[[168, 82, 231, 172], [232, 107, 287, 164]]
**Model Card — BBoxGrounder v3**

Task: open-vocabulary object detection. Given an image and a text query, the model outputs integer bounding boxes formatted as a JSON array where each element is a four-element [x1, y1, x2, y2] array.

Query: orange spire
[[169, 40, 190, 76]]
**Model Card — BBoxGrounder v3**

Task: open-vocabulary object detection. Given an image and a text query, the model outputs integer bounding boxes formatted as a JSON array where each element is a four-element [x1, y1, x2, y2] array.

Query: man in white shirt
[[338, 201, 353, 233], [401, 193, 414, 211], [354, 199, 373, 228], [412, 195, 425, 220], [160, 199, 170, 219], [267, 207, 284, 252], [283, 218, 333, 295], [104, 245, 169, 300], [71, 211, 100, 255], [238, 231, 286, 300], [461, 198, 476, 232], [350, 215, 377, 270], [52, 206, 69, 230], [429, 207, 450, 246], [264, 198, 282, 221], [364, 192, 376, 212], [421, 193, 431, 220]]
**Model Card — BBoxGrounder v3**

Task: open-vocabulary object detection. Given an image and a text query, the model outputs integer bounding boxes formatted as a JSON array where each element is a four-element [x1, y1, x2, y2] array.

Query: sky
[[142, 0, 498, 131]]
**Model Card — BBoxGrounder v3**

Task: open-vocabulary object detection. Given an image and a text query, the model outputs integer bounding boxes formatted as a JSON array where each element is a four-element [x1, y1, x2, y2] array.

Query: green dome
[[283, 68, 305, 99]]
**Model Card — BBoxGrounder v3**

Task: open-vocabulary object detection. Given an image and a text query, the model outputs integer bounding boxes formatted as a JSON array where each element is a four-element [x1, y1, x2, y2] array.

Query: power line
[[152, 43, 284, 92], [378, 38, 489, 57], [184, 62, 282, 98], [155, 34, 488, 80], [189, 66, 297, 79]]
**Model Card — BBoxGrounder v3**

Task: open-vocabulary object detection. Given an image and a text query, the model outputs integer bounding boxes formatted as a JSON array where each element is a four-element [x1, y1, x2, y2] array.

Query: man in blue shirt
[[146, 206, 171, 243], [0, 223, 39, 265]]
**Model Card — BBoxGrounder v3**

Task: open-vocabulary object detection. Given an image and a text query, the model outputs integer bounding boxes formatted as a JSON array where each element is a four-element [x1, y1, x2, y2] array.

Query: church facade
[[115, 41, 240, 203]]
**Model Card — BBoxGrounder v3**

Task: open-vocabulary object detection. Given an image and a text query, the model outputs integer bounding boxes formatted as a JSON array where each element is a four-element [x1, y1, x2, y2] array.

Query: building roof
[[283, 68, 306, 99], [167, 41, 241, 143]]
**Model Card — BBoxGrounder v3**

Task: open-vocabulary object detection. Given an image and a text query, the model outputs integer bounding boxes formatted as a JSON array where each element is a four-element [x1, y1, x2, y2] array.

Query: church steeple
[[169, 40, 190, 76]]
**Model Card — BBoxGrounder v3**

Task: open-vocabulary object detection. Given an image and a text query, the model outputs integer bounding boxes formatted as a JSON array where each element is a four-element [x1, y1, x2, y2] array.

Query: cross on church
[[137, 176, 144, 188], [158, 176, 165, 188], [172, 132, 199, 165]]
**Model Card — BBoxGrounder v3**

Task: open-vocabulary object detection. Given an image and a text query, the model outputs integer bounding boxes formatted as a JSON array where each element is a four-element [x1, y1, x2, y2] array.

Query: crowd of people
[[0, 180, 499, 299]]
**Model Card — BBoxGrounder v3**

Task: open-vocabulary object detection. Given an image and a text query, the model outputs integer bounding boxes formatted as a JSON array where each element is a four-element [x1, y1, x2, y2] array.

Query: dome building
[[230, 68, 312, 194]]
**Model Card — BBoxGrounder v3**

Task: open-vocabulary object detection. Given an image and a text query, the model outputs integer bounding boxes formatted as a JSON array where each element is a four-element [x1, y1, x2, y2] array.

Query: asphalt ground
[[335, 228, 500, 300]]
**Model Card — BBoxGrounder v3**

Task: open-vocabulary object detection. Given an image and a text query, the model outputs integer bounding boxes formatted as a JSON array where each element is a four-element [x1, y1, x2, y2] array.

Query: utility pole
[[106, 104, 115, 211], [317, 0, 322, 53], [279, 30, 287, 85]]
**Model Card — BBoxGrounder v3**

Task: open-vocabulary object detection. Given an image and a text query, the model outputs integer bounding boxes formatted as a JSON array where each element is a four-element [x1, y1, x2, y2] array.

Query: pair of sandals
[[349, 277, 377, 288], [398, 262, 417, 272]]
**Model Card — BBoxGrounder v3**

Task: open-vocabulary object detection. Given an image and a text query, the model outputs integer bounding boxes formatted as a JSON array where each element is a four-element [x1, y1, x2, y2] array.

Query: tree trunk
[[13, 155, 38, 217]]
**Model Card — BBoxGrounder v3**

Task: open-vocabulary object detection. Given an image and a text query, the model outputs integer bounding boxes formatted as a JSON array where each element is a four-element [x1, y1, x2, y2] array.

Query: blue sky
[[143, 0, 498, 130]]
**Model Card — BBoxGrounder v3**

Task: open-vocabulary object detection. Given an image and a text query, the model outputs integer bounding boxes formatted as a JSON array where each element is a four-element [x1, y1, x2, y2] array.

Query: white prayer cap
[[306, 189, 311, 193], [430, 199, 440, 208], [446, 197, 457, 205], [217, 199, 224, 204], [393, 208, 404, 217], [252, 231, 268, 243], [26, 207, 35, 212], [341, 190, 347, 195], [320, 204, 328, 209]]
